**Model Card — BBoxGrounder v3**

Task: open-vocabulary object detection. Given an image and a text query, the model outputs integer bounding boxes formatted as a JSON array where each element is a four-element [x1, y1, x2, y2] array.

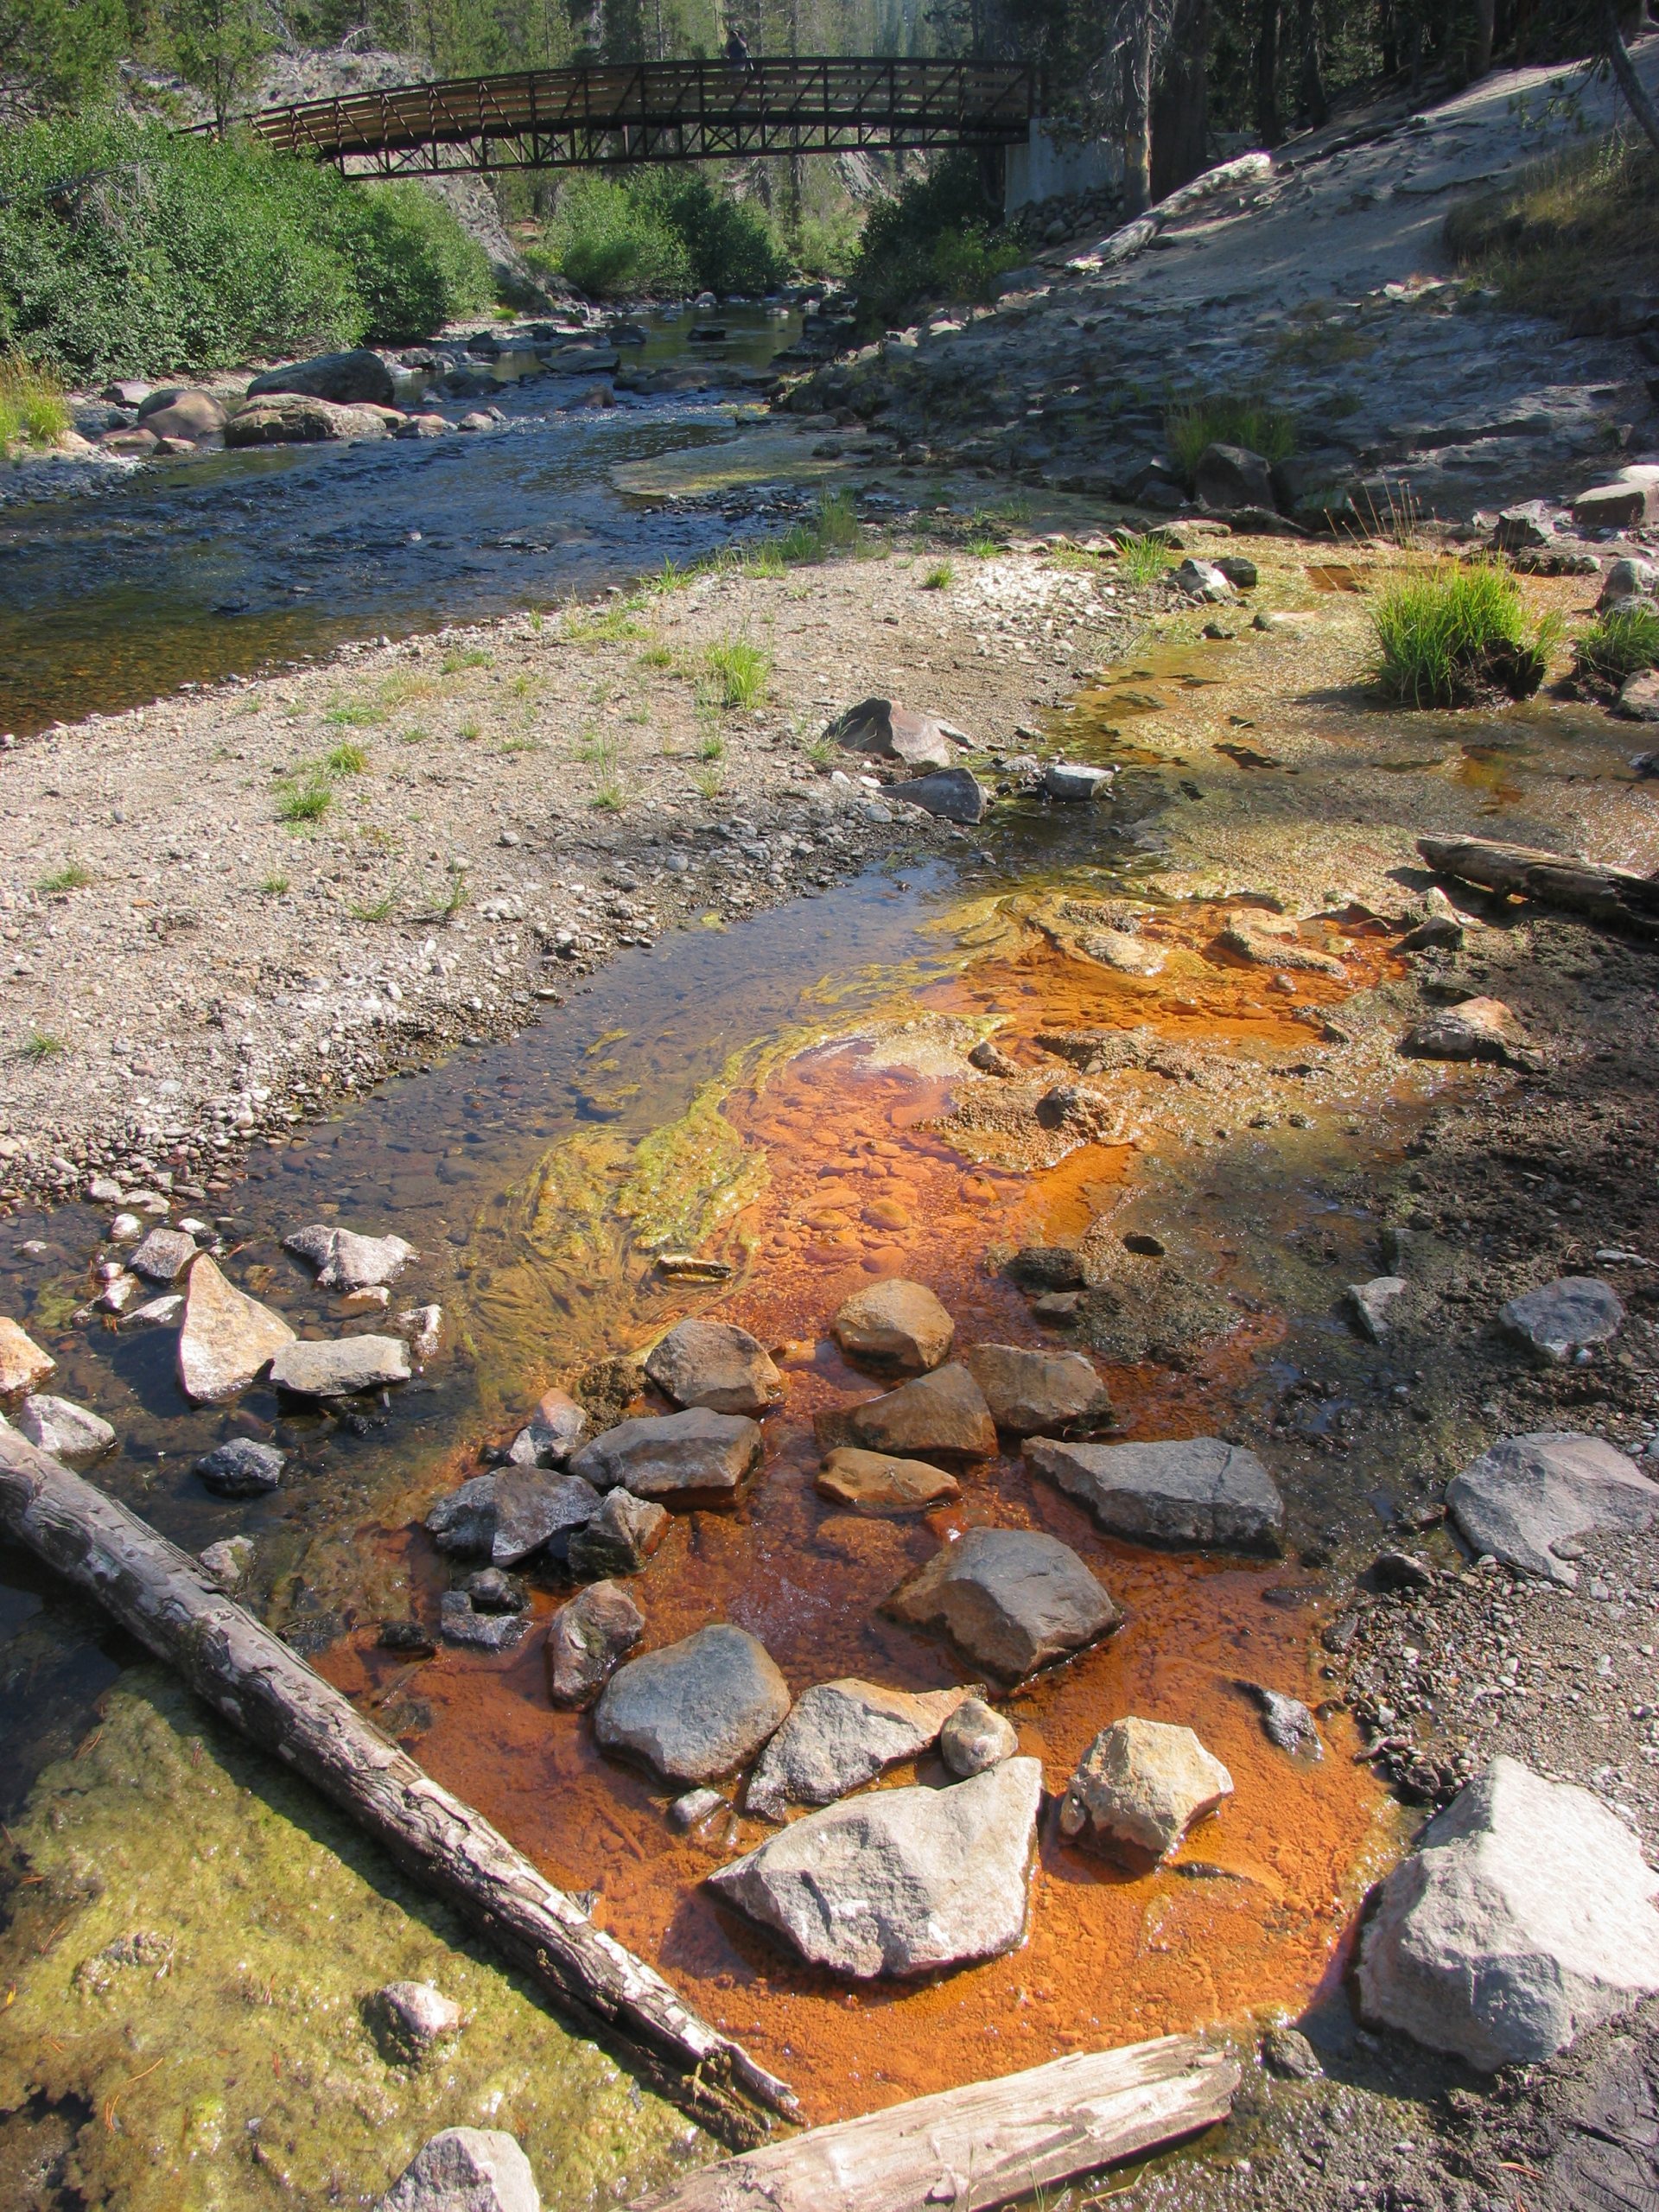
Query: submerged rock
[[1499, 1276, 1624, 1363], [270, 1336, 412, 1397], [1060, 1717, 1234, 1861], [283, 1224, 416, 1293], [831, 1278, 954, 1373], [129, 1226, 198, 1283], [1044, 761, 1116, 802], [439, 1592, 532, 1654], [886, 1526, 1121, 1681], [378, 2126, 540, 2212], [1240, 1682, 1322, 1759], [745, 1678, 975, 1821], [643, 1318, 783, 1416], [565, 1487, 670, 1578], [17, 1395, 115, 1459], [546, 1581, 645, 1707], [836, 1363, 997, 1460], [200, 1535, 254, 1589], [709, 1758, 1043, 1979], [1446, 1430, 1659, 1586], [815, 1446, 961, 1515], [489, 1467, 601, 1567], [505, 1387, 587, 1467], [196, 1438, 285, 1497], [1005, 1245, 1086, 1292], [939, 1695, 1018, 1777], [0, 1318, 54, 1396], [594, 1624, 791, 1784], [1026, 1435, 1284, 1552], [962, 1344, 1114, 1436], [378, 1980, 463, 2056], [568, 1407, 763, 1502], [176, 1255, 296, 1405], [1357, 1757, 1659, 2069], [425, 1473, 498, 1556]]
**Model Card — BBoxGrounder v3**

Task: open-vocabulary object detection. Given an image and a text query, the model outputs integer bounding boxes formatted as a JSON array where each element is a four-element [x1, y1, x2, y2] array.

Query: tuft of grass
[[441, 646, 493, 674], [965, 534, 1002, 560], [921, 561, 955, 590], [1446, 132, 1657, 326], [802, 731, 836, 769], [457, 720, 482, 742], [704, 638, 772, 711], [1166, 394, 1296, 484], [1116, 531, 1173, 588], [400, 724, 431, 744], [350, 891, 400, 921], [1370, 559, 1560, 708], [697, 732, 725, 763], [637, 643, 676, 671], [1048, 545, 1108, 573], [566, 606, 645, 646], [21, 1030, 66, 1063], [743, 539, 789, 579], [258, 874, 290, 895], [436, 863, 469, 918], [0, 350, 70, 450], [590, 778, 625, 811], [692, 763, 725, 799], [1574, 601, 1659, 684], [324, 696, 385, 728], [37, 861, 92, 895], [277, 780, 333, 823], [323, 741, 369, 778]]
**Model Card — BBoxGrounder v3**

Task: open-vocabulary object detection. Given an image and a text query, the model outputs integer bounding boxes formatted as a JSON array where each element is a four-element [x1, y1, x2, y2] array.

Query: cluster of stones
[[412, 1272, 1306, 1985]]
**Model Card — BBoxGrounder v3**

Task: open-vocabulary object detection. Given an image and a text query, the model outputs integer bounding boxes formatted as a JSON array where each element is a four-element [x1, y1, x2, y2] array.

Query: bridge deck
[[234, 57, 1034, 175]]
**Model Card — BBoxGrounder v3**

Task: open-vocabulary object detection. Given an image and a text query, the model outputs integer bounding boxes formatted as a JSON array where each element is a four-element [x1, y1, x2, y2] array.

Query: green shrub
[[1370, 561, 1560, 708], [1166, 395, 1297, 483], [849, 151, 1022, 328], [537, 168, 782, 301], [1574, 601, 1659, 683], [331, 183, 492, 345]]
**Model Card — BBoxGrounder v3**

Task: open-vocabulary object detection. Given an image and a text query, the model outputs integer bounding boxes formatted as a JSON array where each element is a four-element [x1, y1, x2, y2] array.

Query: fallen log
[[1061, 151, 1274, 272], [629, 2035, 1239, 2212], [1418, 834, 1659, 941], [0, 1429, 794, 2147]]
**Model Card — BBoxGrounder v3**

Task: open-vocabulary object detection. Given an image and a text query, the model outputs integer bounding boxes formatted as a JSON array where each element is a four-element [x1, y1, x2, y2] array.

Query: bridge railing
[[229, 58, 1035, 175]]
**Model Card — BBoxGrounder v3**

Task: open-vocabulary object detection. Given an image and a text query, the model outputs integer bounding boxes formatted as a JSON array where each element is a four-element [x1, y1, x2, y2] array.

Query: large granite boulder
[[745, 1678, 976, 1821], [827, 697, 969, 771], [283, 1223, 416, 1292], [1499, 1276, 1624, 1364], [545, 1581, 645, 1706], [836, 1364, 997, 1460], [1059, 1717, 1234, 1860], [568, 1408, 763, 1502], [594, 1624, 790, 1784], [1027, 1435, 1285, 1553], [248, 348, 397, 407], [831, 1279, 954, 1372], [176, 1255, 296, 1404], [1357, 1758, 1659, 2069], [226, 397, 394, 447], [962, 1344, 1114, 1436], [643, 1318, 783, 1416], [270, 1335, 411, 1396], [816, 1446, 961, 1515], [489, 1467, 601, 1567], [709, 1758, 1043, 1978], [1446, 1430, 1659, 1586], [378, 2126, 539, 2212], [886, 1527, 1121, 1681]]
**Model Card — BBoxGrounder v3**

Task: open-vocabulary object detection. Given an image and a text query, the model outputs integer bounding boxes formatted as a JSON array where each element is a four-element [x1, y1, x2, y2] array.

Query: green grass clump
[[36, 861, 91, 894], [1166, 395, 1297, 484], [1574, 601, 1659, 684], [258, 874, 290, 896], [324, 697, 386, 728], [692, 763, 725, 799], [21, 1030, 65, 1063], [441, 647, 493, 674], [278, 781, 333, 824], [323, 741, 369, 778], [922, 561, 955, 590], [1446, 133, 1657, 326], [704, 639, 772, 711], [1371, 561, 1560, 708], [1116, 532, 1173, 588], [0, 350, 69, 449], [350, 891, 400, 921], [590, 779, 625, 812]]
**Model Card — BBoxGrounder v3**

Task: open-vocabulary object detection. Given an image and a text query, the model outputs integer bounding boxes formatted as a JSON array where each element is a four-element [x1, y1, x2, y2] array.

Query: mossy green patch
[[0, 1672, 702, 2212]]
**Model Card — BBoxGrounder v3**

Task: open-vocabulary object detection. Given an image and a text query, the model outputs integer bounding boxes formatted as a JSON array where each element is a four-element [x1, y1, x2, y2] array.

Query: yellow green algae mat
[[611, 421, 855, 501], [0, 1671, 702, 2211]]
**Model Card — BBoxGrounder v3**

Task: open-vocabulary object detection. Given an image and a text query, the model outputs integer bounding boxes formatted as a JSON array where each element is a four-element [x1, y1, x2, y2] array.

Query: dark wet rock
[[1171, 556, 1238, 603], [1372, 1548, 1435, 1592], [378, 1620, 438, 1656], [939, 1694, 1018, 1777], [961, 1343, 1114, 1437], [377, 1980, 462, 2056], [506, 1386, 588, 1466], [886, 1526, 1121, 1681], [826, 696, 969, 771], [1346, 1275, 1407, 1341], [462, 1567, 527, 1614], [177, 1255, 296, 1405], [565, 1487, 670, 1578], [129, 1226, 198, 1283], [1401, 995, 1538, 1068], [568, 1407, 763, 1502], [248, 348, 397, 407], [1194, 442, 1274, 512], [283, 1224, 416, 1292], [195, 1437, 285, 1497], [594, 1624, 791, 1784], [1446, 1430, 1659, 1586], [1262, 2026, 1323, 2080], [438, 1592, 532, 1653], [1239, 1681, 1322, 1759], [426, 1473, 499, 1556], [378, 2126, 539, 2212], [1357, 1757, 1659, 2069], [270, 1335, 411, 1396], [1499, 1275, 1624, 1363], [17, 1395, 115, 1459], [490, 1467, 601, 1567], [1059, 1716, 1234, 1860], [833, 1363, 997, 1460], [1027, 1435, 1284, 1553], [546, 1580, 645, 1706], [831, 1278, 954, 1372], [815, 1446, 961, 1515], [1073, 1260, 1239, 1369], [643, 1318, 783, 1416], [745, 1678, 974, 1821], [708, 1758, 1043, 1978], [1214, 555, 1258, 590], [969, 1037, 1019, 1076], [1005, 1245, 1086, 1291], [893, 768, 988, 825]]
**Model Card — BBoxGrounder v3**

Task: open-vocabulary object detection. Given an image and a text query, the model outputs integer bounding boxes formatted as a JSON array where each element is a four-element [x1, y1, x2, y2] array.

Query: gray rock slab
[[378, 2126, 540, 2212], [886, 1526, 1121, 1681], [962, 1343, 1114, 1436], [1026, 1435, 1285, 1552], [490, 1467, 601, 1566], [815, 1446, 962, 1516], [838, 1363, 997, 1460], [1060, 1716, 1234, 1860], [1346, 1276, 1407, 1341], [568, 1407, 763, 1501], [1500, 1275, 1624, 1363], [893, 767, 988, 824], [284, 1224, 416, 1292], [270, 1335, 412, 1396], [426, 1473, 497, 1556], [709, 1758, 1043, 1978], [438, 1593, 532, 1654], [249, 348, 397, 407], [594, 1624, 791, 1784], [1044, 761, 1116, 801], [546, 1581, 645, 1706], [566, 1487, 670, 1578], [196, 1438, 285, 1497], [1446, 1429, 1659, 1585], [129, 1226, 198, 1283], [826, 696, 969, 770], [745, 1678, 975, 1821], [176, 1255, 296, 1404], [1357, 1757, 1659, 2069], [643, 1318, 784, 1416], [17, 1395, 115, 1459]]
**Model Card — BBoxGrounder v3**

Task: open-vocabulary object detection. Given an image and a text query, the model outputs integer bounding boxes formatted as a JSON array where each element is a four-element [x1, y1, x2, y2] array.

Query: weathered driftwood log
[[628, 2035, 1240, 2212], [1064, 151, 1274, 271], [1419, 835, 1659, 940], [0, 1430, 793, 2146]]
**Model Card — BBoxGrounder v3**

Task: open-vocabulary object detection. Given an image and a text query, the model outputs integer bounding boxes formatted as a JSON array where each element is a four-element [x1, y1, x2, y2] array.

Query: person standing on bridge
[[723, 27, 753, 72]]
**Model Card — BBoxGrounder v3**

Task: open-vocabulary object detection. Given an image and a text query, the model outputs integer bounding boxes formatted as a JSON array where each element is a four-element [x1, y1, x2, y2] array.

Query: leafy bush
[[1370, 562, 1560, 708], [0, 347, 69, 447], [537, 168, 783, 301], [0, 114, 492, 378], [1166, 395, 1296, 482], [849, 151, 1022, 328], [1574, 601, 1659, 683]]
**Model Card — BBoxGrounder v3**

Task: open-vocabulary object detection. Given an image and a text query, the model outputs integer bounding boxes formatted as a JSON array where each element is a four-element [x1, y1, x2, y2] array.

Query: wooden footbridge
[[232, 57, 1035, 176]]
